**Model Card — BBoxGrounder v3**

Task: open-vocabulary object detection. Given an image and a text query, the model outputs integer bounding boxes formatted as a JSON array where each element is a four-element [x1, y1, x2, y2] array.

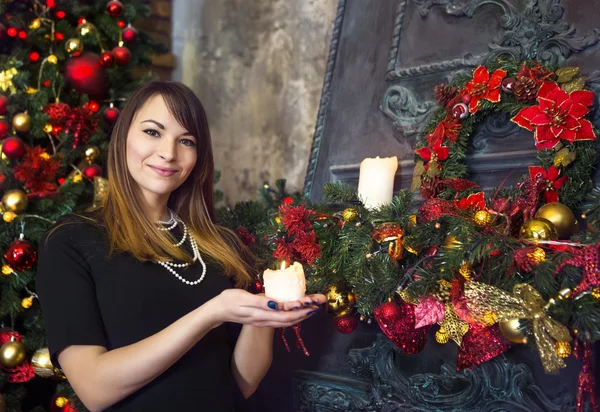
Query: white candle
[[263, 261, 306, 302], [357, 156, 398, 209]]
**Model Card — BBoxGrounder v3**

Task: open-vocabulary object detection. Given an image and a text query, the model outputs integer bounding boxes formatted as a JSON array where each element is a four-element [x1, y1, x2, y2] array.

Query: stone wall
[[173, 0, 338, 205]]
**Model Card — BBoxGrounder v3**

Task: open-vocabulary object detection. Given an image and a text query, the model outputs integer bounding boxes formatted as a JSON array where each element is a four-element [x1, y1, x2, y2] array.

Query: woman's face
[[126, 94, 198, 205]]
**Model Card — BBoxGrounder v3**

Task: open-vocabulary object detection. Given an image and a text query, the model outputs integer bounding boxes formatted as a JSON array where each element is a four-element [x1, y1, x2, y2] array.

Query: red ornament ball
[[29, 51, 40, 62], [333, 314, 358, 334], [106, 0, 124, 18], [18, 30, 27, 40], [103, 106, 120, 125], [86, 101, 100, 113], [99, 51, 115, 68], [55, 32, 64, 41], [64, 53, 106, 99], [2, 137, 26, 159], [117, 20, 126, 28], [452, 103, 469, 120], [0, 120, 9, 139], [122, 25, 138, 44], [58, 177, 65, 185], [249, 279, 263, 294], [462, 94, 472, 105], [78, 17, 87, 26], [502, 77, 516, 94], [7, 27, 18, 38], [112, 46, 131, 66], [283, 196, 294, 205], [83, 164, 103, 179], [4, 240, 37, 271], [0, 95, 7, 116], [43, 80, 51, 87], [54, 10, 66, 19]]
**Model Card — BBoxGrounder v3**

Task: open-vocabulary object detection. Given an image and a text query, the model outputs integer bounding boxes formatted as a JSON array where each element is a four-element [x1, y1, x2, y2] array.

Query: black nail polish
[[268, 301, 278, 310], [293, 306, 301, 310], [304, 302, 311, 306], [307, 309, 318, 315]]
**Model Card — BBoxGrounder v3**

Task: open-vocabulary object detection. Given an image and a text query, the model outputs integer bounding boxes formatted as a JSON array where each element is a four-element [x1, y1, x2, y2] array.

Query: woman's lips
[[149, 166, 177, 177]]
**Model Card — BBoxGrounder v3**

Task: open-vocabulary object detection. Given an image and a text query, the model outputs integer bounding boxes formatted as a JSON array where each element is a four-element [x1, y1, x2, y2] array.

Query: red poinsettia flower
[[454, 191, 486, 211], [463, 66, 507, 114], [415, 139, 449, 170], [528, 165, 568, 203], [512, 82, 596, 150], [427, 115, 462, 146]]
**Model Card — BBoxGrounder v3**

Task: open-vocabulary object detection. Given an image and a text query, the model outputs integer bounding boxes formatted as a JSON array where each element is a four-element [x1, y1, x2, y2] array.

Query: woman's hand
[[210, 289, 326, 328]]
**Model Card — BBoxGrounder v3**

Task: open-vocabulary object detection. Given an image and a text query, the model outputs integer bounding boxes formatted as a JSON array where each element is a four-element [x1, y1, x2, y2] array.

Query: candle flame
[[280, 261, 287, 270]]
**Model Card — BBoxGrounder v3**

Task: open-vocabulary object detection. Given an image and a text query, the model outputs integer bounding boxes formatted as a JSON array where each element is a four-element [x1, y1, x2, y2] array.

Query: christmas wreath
[[218, 60, 600, 410]]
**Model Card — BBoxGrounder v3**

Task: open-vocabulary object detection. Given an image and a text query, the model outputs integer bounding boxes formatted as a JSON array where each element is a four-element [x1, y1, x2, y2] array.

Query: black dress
[[35, 214, 237, 411]]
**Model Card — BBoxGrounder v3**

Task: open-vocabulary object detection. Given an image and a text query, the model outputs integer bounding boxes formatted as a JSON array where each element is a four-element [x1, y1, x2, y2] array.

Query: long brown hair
[[103, 81, 254, 287]]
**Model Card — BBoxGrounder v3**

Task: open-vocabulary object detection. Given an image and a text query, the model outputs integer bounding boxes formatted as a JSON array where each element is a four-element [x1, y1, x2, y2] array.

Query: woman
[[36, 81, 325, 412]]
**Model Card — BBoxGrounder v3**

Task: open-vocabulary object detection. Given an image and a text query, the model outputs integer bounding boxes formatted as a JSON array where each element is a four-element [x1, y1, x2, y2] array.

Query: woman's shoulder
[[44, 210, 106, 245]]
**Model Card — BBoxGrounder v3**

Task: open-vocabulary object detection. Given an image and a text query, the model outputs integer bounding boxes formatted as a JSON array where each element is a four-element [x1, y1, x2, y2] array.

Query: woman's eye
[[144, 129, 160, 137], [180, 139, 196, 147]]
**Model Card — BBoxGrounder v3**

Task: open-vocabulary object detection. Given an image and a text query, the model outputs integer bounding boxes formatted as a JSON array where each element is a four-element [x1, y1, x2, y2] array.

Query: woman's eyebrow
[[141, 119, 192, 136]]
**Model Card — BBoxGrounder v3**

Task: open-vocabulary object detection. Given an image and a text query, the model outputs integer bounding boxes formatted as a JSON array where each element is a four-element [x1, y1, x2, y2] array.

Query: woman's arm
[[231, 294, 325, 398], [58, 290, 319, 412]]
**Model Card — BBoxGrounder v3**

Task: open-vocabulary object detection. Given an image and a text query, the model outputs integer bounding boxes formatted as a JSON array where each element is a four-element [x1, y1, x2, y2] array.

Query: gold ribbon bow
[[464, 281, 572, 374], [0, 68, 18, 94]]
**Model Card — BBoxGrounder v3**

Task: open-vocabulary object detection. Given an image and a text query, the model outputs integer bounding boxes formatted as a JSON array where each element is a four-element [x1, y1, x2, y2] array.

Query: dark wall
[[245, 1, 600, 411]]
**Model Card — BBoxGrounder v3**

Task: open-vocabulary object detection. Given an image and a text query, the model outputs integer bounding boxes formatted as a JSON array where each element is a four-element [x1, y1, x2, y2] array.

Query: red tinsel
[[279, 204, 312, 236], [235, 226, 256, 246], [374, 300, 429, 354], [278, 324, 310, 356], [273, 204, 321, 265], [273, 238, 295, 263], [456, 324, 512, 370], [554, 243, 600, 296], [292, 230, 321, 265], [13, 146, 61, 193], [419, 198, 455, 221], [43, 102, 70, 132], [514, 246, 543, 272], [443, 178, 480, 193], [574, 339, 598, 412]]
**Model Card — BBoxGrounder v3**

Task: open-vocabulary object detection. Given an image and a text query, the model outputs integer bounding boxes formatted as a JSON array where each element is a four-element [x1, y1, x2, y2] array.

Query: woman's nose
[[157, 138, 176, 161]]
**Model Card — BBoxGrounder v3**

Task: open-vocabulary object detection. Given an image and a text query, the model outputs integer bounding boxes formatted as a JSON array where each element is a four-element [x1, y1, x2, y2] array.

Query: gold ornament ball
[[535, 203, 579, 239], [3, 189, 28, 214], [591, 288, 600, 299], [55, 397, 68, 408], [47, 55, 58, 65], [64, 38, 84, 56], [473, 210, 492, 226], [498, 318, 529, 344], [32, 348, 55, 378], [555, 341, 572, 359], [12, 112, 32, 133], [482, 312, 497, 326], [76, 22, 96, 37], [29, 18, 42, 29], [520, 218, 558, 242], [342, 208, 358, 222], [84, 145, 101, 164], [0, 340, 27, 368], [1, 265, 12, 275], [2, 212, 16, 223], [21, 297, 33, 309], [43, 123, 53, 134], [435, 328, 449, 344], [325, 286, 356, 317]]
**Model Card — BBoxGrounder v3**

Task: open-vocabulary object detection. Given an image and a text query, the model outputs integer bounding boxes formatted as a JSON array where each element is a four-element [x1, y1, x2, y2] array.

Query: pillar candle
[[357, 156, 398, 209], [263, 261, 306, 302]]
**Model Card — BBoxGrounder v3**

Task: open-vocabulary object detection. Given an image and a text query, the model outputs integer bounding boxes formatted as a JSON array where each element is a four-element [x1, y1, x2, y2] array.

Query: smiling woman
[[35, 81, 326, 412]]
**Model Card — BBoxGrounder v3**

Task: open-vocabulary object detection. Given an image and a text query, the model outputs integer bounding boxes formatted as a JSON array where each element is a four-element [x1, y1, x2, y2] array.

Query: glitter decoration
[[374, 300, 429, 354], [555, 341, 571, 358], [574, 340, 598, 412], [456, 324, 512, 370], [554, 242, 600, 296], [278, 323, 310, 357], [437, 303, 469, 345]]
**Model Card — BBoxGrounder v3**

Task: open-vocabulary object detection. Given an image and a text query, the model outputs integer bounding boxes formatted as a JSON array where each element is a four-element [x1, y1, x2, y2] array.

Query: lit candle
[[263, 261, 306, 302], [357, 156, 398, 209]]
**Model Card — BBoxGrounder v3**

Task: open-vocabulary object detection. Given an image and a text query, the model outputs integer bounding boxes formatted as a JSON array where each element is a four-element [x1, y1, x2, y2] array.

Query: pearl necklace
[[156, 210, 206, 286]]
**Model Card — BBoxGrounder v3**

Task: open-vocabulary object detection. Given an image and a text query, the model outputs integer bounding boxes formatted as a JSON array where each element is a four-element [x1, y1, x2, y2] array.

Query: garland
[[217, 59, 600, 410]]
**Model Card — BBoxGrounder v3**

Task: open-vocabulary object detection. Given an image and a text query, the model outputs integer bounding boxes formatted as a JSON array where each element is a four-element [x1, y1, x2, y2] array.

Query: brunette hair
[[101, 81, 254, 287]]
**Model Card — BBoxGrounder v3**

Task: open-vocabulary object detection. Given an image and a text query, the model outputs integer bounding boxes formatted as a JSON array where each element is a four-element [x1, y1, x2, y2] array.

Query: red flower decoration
[[517, 63, 554, 88], [463, 66, 507, 113], [427, 115, 462, 145], [13, 146, 61, 194], [512, 82, 596, 149], [528, 165, 567, 203], [415, 139, 449, 170], [454, 192, 486, 211], [279, 204, 313, 236]]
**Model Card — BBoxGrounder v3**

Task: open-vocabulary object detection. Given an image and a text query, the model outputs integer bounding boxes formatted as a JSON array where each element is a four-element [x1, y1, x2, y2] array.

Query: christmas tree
[[0, 0, 164, 410]]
